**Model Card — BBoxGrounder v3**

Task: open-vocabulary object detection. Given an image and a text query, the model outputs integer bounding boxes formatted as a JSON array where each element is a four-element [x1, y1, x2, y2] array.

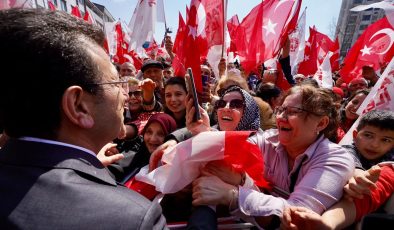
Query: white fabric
[[313, 51, 333, 89], [289, 8, 306, 75], [136, 131, 226, 193], [128, 0, 164, 55], [104, 22, 117, 56], [0, 0, 33, 10], [340, 56, 394, 145]]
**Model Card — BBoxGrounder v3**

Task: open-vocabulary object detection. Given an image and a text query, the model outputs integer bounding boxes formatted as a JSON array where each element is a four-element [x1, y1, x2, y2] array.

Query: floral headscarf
[[217, 85, 260, 131]]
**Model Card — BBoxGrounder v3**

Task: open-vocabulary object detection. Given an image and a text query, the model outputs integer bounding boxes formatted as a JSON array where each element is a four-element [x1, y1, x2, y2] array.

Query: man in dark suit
[[0, 9, 167, 229]]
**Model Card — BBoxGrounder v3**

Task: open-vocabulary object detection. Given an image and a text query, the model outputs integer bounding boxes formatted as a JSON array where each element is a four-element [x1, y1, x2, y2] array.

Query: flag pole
[[162, 0, 171, 45], [221, 0, 227, 58]]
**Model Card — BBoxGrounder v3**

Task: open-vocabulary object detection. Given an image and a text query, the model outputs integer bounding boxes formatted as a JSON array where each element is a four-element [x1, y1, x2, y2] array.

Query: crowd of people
[[0, 8, 393, 230]]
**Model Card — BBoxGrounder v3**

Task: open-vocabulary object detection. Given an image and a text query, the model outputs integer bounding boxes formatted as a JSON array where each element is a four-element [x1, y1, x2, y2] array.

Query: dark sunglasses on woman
[[215, 99, 244, 110]]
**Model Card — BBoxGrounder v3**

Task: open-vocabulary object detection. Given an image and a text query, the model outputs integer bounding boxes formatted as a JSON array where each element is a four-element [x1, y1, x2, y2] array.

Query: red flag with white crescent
[[340, 17, 394, 83]]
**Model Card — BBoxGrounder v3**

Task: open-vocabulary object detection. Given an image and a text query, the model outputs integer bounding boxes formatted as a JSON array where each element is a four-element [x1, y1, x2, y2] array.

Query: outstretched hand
[[149, 139, 177, 172], [344, 166, 381, 200], [97, 143, 124, 167]]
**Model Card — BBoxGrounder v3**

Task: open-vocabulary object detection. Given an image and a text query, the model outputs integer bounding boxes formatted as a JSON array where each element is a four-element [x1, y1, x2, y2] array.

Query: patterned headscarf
[[217, 85, 260, 131]]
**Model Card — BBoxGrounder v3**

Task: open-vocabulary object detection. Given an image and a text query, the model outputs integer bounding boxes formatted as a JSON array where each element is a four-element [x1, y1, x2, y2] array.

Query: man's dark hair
[[357, 110, 394, 131], [0, 9, 106, 138]]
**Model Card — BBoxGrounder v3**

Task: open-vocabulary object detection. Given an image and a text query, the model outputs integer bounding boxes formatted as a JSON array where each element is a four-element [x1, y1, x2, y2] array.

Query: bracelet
[[228, 188, 239, 211]]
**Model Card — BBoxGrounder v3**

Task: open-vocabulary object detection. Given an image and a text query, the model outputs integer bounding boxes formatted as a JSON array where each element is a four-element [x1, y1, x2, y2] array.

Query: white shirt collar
[[19, 136, 97, 157]]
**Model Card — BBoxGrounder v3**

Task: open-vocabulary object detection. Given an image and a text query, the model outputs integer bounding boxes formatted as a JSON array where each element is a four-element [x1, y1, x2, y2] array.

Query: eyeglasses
[[128, 90, 142, 97], [274, 106, 321, 117], [89, 80, 129, 90], [215, 99, 244, 110]]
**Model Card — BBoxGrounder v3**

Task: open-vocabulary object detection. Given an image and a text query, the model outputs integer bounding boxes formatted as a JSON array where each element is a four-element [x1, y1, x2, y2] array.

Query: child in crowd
[[342, 109, 394, 171]]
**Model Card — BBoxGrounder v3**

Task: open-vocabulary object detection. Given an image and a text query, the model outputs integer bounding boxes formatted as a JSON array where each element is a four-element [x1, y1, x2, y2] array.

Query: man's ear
[[62, 86, 94, 129], [353, 130, 358, 139], [317, 115, 329, 133]]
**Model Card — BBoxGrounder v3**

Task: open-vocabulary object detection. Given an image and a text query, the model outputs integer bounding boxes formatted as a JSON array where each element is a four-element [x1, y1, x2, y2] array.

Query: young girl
[[164, 77, 188, 129], [107, 113, 177, 183]]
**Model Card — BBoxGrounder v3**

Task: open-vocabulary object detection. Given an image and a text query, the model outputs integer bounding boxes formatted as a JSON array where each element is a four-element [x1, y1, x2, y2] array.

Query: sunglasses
[[215, 99, 244, 110], [128, 91, 142, 97]]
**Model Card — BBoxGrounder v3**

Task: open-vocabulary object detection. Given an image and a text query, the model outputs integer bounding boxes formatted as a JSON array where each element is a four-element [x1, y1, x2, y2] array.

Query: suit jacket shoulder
[[0, 139, 167, 230]]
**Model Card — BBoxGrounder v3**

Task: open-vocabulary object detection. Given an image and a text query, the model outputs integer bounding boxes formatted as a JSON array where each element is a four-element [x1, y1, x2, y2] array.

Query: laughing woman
[[164, 77, 188, 129], [191, 85, 355, 229]]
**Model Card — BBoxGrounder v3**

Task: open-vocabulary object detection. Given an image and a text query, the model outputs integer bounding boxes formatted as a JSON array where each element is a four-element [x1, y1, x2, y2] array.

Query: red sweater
[[354, 165, 394, 221]]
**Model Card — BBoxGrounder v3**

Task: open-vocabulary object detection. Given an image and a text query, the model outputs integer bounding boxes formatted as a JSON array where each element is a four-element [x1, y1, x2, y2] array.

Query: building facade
[[34, 0, 115, 29], [335, 0, 385, 59]]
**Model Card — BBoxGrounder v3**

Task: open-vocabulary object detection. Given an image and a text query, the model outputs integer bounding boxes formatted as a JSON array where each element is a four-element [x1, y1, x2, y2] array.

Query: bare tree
[[328, 16, 337, 40]]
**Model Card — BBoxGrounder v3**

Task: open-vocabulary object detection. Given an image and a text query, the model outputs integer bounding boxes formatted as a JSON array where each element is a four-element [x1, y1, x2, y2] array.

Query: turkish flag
[[113, 22, 126, 64], [106, 21, 144, 68], [83, 8, 95, 25], [235, 0, 302, 74], [339, 17, 394, 83], [179, 1, 203, 92], [298, 27, 337, 76], [173, 12, 186, 54], [172, 55, 186, 77], [227, 14, 240, 53], [71, 6, 82, 18], [135, 131, 270, 194], [234, 2, 264, 74], [315, 30, 336, 64], [331, 37, 340, 72], [298, 27, 319, 76], [201, 0, 225, 49]]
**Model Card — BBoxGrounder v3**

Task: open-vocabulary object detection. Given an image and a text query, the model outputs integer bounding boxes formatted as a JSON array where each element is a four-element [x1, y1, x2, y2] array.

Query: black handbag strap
[[289, 156, 306, 193]]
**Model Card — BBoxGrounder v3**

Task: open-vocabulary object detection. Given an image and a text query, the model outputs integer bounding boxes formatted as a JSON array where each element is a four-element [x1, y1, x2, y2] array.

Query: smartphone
[[186, 68, 201, 122]]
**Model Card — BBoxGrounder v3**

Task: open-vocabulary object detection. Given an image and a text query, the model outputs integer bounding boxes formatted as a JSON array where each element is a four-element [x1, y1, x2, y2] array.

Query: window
[[60, 0, 67, 11], [362, 15, 371, 21], [354, 0, 362, 4], [348, 15, 357, 24], [345, 25, 355, 34], [53, 0, 57, 6]]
